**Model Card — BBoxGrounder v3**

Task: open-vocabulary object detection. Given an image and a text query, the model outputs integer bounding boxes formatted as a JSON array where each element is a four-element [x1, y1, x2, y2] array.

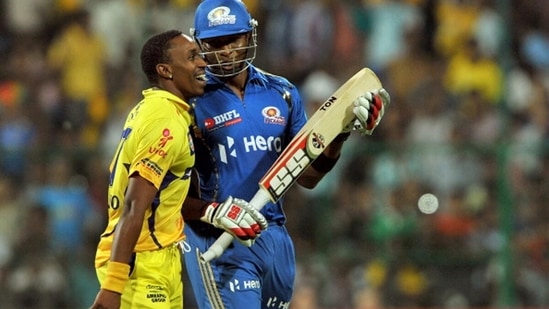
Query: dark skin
[[90, 34, 207, 309], [183, 33, 346, 220]]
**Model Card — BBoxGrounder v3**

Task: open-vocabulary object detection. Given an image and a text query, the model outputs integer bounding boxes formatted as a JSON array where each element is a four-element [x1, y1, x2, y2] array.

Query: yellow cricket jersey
[[95, 88, 194, 268]]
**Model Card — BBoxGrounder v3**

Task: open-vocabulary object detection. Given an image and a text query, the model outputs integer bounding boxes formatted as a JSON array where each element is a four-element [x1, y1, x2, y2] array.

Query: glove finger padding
[[352, 88, 390, 135], [217, 216, 254, 247], [233, 198, 268, 232]]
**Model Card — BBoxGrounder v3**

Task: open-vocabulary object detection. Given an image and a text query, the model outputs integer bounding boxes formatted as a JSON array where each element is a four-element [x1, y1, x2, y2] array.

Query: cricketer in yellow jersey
[[90, 29, 207, 309]]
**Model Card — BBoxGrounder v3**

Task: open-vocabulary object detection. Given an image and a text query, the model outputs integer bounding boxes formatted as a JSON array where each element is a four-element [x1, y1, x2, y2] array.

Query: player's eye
[[202, 35, 243, 50], [188, 51, 203, 61]]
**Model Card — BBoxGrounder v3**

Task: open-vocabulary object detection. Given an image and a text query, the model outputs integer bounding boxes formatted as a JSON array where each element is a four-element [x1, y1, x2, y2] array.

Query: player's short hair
[[140, 29, 183, 85]]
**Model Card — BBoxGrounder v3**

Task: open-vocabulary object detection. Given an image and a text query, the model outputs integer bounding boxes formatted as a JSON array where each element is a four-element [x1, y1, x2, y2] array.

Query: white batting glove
[[341, 119, 362, 134], [351, 88, 390, 135], [200, 196, 268, 247]]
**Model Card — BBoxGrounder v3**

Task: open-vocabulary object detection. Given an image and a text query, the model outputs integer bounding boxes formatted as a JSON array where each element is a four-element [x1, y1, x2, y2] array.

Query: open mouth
[[196, 73, 207, 82], [219, 63, 234, 70]]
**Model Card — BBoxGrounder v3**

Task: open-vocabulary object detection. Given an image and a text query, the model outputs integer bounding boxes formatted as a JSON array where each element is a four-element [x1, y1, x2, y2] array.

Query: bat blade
[[200, 68, 382, 262], [259, 67, 382, 202]]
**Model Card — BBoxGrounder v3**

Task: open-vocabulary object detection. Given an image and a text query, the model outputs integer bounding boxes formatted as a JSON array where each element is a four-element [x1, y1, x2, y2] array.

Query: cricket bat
[[200, 68, 383, 262]]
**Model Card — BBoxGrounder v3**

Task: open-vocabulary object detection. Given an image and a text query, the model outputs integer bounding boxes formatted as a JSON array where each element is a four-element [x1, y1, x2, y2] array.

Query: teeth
[[196, 74, 207, 82]]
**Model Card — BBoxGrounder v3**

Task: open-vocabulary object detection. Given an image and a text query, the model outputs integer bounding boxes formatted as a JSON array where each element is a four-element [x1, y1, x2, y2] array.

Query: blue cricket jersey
[[190, 66, 307, 224]]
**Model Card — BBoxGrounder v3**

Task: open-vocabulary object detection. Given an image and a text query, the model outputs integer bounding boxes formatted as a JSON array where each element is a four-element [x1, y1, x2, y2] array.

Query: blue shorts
[[183, 222, 295, 309]]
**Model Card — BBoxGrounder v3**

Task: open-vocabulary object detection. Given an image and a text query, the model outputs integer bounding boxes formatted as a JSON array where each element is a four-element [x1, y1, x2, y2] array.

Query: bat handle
[[200, 233, 233, 262], [200, 189, 272, 263]]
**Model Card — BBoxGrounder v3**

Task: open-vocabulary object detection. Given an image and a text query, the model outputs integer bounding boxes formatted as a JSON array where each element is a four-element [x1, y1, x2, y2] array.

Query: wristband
[[311, 153, 340, 174], [200, 201, 219, 223], [333, 132, 350, 143], [102, 261, 131, 294]]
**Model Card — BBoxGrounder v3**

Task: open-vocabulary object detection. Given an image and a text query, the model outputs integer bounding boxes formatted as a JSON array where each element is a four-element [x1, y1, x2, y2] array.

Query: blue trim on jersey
[[191, 66, 307, 223]]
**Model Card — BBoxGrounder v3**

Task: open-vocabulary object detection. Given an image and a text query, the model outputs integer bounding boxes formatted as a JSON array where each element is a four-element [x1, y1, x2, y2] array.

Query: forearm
[[182, 196, 209, 221], [298, 132, 350, 189], [110, 176, 155, 263], [103, 207, 143, 294], [110, 211, 143, 264], [320, 132, 349, 159]]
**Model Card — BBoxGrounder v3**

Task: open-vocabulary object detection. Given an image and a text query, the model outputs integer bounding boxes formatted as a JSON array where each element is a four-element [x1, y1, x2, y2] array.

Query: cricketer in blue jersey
[[181, 1, 390, 308]]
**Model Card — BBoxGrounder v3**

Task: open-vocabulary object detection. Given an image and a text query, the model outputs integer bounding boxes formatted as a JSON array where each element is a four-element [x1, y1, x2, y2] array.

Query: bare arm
[[297, 132, 349, 189], [110, 174, 156, 263], [90, 174, 157, 309], [181, 196, 208, 221]]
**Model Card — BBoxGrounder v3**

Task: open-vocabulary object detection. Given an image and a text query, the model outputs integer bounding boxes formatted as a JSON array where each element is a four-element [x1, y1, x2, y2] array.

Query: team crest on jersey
[[204, 109, 242, 131], [262, 106, 286, 126], [207, 6, 236, 27]]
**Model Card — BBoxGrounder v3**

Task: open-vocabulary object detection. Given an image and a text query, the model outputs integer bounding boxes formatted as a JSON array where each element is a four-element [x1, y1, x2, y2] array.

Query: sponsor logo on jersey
[[204, 109, 242, 131], [207, 6, 236, 27], [149, 128, 172, 158], [218, 135, 282, 164], [158, 128, 173, 147], [139, 158, 163, 177], [262, 106, 286, 126], [266, 297, 290, 309], [218, 136, 236, 163], [229, 278, 261, 292]]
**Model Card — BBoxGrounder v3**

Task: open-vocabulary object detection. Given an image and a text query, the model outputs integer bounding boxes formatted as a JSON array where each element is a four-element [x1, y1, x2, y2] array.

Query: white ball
[[418, 193, 439, 214]]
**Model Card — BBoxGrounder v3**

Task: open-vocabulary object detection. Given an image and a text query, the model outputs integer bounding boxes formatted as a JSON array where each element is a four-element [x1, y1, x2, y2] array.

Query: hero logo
[[266, 297, 289, 309], [218, 135, 283, 164], [229, 278, 261, 292], [219, 136, 236, 164]]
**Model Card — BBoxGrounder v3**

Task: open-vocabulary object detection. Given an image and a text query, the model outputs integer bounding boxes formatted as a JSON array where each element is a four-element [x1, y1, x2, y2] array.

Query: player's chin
[[184, 84, 206, 98], [214, 63, 245, 76], [211, 67, 235, 76], [195, 79, 207, 90], [192, 76, 208, 94]]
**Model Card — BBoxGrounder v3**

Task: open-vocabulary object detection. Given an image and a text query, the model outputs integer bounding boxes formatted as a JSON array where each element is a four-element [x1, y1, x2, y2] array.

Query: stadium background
[[0, 0, 547, 308]]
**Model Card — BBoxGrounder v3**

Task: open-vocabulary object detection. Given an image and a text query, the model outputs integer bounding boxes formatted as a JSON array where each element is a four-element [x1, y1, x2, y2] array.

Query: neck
[[225, 73, 247, 99]]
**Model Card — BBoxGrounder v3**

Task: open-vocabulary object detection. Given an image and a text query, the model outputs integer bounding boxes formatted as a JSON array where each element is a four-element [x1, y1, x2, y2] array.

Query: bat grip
[[200, 233, 233, 262], [200, 189, 272, 263]]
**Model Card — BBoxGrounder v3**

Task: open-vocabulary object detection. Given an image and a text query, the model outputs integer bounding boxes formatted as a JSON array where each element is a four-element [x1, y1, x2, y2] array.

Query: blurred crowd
[[0, 0, 548, 308]]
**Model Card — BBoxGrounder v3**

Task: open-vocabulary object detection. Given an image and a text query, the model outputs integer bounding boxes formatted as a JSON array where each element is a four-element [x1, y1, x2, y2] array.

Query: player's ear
[[156, 64, 173, 80]]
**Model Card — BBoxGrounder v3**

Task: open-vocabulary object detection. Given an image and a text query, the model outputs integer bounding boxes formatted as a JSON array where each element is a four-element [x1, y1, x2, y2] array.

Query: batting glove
[[352, 88, 390, 135], [200, 196, 268, 247]]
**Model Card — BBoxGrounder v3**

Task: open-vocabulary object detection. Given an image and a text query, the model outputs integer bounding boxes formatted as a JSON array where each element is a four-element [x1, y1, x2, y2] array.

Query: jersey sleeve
[[130, 118, 187, 189], [286, 85, 308, 139], [265, 73, 308, 140]]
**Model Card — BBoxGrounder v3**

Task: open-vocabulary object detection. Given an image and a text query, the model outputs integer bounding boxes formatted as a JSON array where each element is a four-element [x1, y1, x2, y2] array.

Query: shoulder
[[253, 67, 297, 91], [251, 67, 301, 109], [132, 96, 187, 127]]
